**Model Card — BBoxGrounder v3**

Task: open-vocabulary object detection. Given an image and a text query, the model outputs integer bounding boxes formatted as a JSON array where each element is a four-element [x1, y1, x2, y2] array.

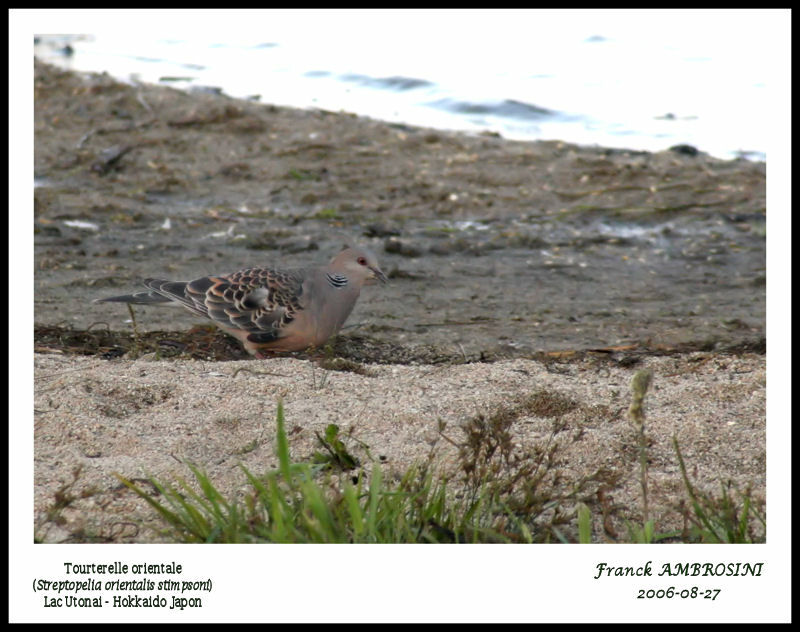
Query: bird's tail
[[93, 291, 173, 305]]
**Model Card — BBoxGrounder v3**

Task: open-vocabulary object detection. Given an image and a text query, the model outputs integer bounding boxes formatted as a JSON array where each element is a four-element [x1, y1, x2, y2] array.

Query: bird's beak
[[370, 266, 388, 284]]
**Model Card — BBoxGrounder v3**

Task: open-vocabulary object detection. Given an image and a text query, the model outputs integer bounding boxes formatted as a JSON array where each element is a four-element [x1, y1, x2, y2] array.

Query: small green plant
[[673, 436, 766, 543], [314, 208, 341, 220], [312, 424, 360, 471], [624, 517, 659, 544], [629, 369, 652, 524], [287, 168, 316, 181], [623, 369, 665, 542]]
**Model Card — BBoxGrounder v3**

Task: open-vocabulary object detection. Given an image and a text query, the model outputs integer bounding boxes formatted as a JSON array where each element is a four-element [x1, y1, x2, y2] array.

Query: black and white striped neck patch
[[326, 273, 349, 288]]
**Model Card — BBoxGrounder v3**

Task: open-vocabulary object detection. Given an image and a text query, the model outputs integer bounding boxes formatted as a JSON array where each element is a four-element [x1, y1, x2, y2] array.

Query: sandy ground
[[34, 350, 765, 543], [32, 61, 766, 542]]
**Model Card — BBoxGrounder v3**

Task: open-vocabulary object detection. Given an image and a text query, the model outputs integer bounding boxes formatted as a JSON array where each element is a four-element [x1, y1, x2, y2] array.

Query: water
[[32, 10, 781, 161]]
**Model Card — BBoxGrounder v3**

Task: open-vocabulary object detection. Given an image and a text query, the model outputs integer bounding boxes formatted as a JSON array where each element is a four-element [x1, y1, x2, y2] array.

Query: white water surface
[[31, 9, 784, 161]]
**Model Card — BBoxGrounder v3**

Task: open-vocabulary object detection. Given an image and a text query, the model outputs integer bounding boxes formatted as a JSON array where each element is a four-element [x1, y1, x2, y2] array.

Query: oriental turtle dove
[[94, 247, 387, 357]]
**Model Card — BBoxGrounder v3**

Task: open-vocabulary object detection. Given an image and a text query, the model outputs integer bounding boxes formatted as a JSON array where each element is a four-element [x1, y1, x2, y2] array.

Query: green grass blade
[[365, 464, 382, 541], [577, 503, 592, 543]]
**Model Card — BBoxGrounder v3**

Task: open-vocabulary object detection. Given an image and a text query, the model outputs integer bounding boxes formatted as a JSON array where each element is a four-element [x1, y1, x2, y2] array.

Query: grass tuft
[[673, 435, 765, 543], [114, 400, 591, 542], [48, 392, 762, 544]]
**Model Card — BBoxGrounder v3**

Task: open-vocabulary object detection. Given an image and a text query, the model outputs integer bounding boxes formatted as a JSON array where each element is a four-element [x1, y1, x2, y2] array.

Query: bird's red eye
[[357, 257, 367, 265]]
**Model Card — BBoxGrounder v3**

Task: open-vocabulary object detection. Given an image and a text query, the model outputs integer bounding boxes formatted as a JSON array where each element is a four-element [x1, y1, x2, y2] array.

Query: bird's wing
[[144, 267, 309, 343]]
